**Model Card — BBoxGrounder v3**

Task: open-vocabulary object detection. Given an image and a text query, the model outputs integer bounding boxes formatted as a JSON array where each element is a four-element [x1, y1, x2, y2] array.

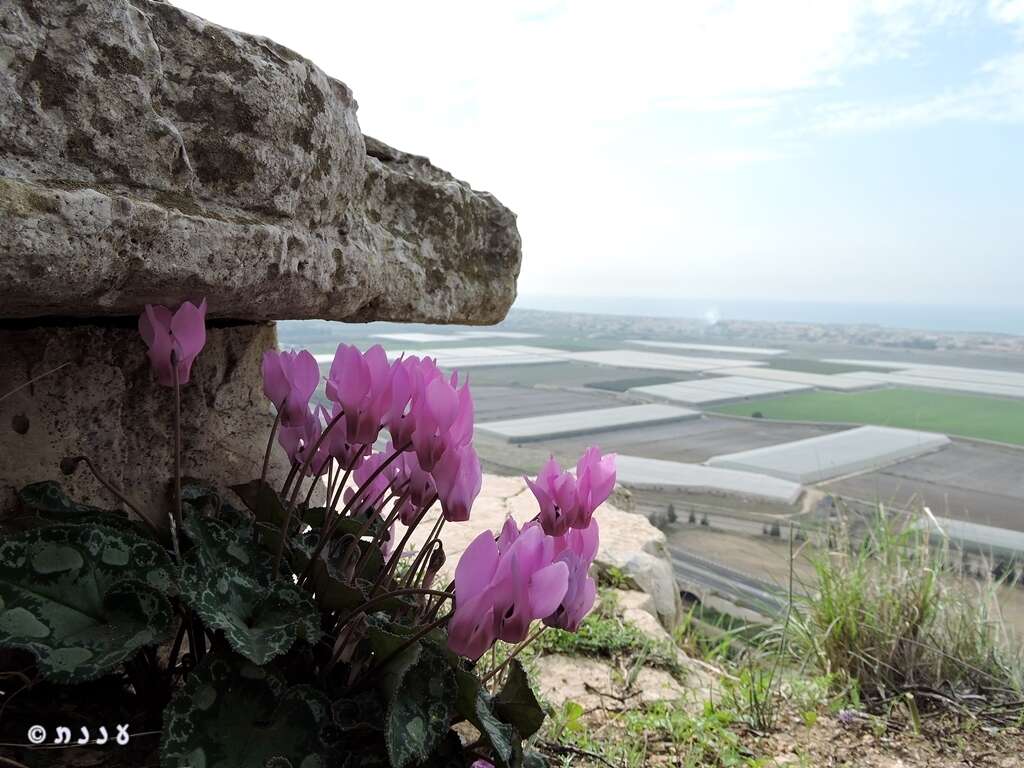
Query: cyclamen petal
[[447, 597, 497, 661], [546, 518, 600, 631], [575, 447, 617, 524], [262, 349, 319, 427], [138, 300, 207, 387], [528, 560, 571, 620], [432, 443, 481, 523], [454, 531, 501, 605]]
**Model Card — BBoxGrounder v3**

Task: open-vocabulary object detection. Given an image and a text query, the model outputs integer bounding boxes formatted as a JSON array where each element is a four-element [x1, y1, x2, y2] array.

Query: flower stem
[[260, 409, 282, 486], [335, 587, 453, 632], [298, 443, 410, 586], [402, 515, 446, 588], [481, 625, 548, 685], [353, 611, 453, 688], [69, 455, 161, 537], [170, 359, 184, 561], [368, 496, 436, 595]]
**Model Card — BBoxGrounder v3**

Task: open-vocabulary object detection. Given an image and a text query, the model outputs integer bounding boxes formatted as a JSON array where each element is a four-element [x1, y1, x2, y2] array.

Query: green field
[[767, 358, 892, 375], [713, 388, 1024, 446]]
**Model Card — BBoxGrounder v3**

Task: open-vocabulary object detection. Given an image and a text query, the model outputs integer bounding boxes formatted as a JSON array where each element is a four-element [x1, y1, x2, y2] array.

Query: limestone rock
[[590, 520, 684, 631], [0, 321, 291, 521], [405, 474, 684, 629], [610, 589, 676, 646], [534, 654, 687, 711], [0, 0, 520, 323]]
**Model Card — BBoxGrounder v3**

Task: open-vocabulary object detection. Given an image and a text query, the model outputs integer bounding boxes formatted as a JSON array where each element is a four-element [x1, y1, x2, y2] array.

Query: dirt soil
[[751, 710, 1024, 768]]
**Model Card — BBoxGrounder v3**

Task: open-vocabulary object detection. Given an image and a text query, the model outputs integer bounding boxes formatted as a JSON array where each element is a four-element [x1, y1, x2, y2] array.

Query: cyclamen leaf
[[179, 566, 320, 665], [16, 481, 152, 537], [180, 478, 223, 516], [453, 665, 515, 768], [231, 480, 289, 528], [386, 643, 457, 768], [182, 508, 275, 583], [0, 524, 175, 682], [160, 652, 337, 768], [495, 659, 545, 738]]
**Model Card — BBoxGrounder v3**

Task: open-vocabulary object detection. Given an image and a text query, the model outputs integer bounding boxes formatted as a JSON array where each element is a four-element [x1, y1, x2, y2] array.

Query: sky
[[173, 1, 1024, 309]]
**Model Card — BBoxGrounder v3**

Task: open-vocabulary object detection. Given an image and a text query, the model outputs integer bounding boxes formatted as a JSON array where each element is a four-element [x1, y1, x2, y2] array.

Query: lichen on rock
[[0, 0, 521, 324]]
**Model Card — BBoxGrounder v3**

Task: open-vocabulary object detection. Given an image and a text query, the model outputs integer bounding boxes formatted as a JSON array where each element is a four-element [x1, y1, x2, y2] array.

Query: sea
[[514, 295, 1024, 337]]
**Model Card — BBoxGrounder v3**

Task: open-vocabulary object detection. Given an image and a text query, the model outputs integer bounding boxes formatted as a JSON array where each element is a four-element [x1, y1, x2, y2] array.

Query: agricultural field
[[766, 357, 885, 375], [713, 388, 1024, 446]]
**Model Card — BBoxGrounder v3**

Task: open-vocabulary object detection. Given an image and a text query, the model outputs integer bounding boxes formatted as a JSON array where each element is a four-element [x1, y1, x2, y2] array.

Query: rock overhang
[[0, 0, 521, 324]]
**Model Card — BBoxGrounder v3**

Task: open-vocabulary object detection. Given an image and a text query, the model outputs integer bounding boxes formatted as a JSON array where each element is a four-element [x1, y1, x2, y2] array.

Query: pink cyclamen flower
[[527, 449, 617, 535], [447, 521, 568, 660], [431, 442, 482, 523], [471, 762, 495, 768], [138, 299, 207, 387], [575, 447, 617, 525], [278, 405, 331, 476], [261, 349, 320, 427], [327, 402, 370, 472], [545, 518, 600, 632], [383, 355, 422, 448], [525, 456, 581, 537], [410, 372, 474, 472], [395, 448, 436, 513], [326, 344, 392, 446]]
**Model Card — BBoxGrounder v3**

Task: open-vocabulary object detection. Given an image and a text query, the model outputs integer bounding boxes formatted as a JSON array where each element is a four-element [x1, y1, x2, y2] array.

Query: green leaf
[[386, 643, 457, 768], [0, 524, 175, 682], [454, 665, 515, 768], [16, 481, 151, 537], [180, 478, 223, 515], [302, 506, 328, 528], [179, 566, 320, 666], [495, 659, 545, 738], [182, 508, 275, 583], [231, 480, 290, 528], [308, 558, 366, 613], [369, 626, 422, 705], [333, 690, 387, 733], [160, 652, 337, 768]]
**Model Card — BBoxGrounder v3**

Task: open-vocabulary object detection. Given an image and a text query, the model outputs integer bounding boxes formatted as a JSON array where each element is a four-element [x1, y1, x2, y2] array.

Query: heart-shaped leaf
[[386, 643, 457, 768], [16, 481, 152, 537], [182, 508, 275, 583], [454, 665, 516, 767], [495, 659, 545, 738], [160, 652, 337, 768], [179, 566, 319, 666], [231, 480, 290, 529], [0, 524, 175, 682]]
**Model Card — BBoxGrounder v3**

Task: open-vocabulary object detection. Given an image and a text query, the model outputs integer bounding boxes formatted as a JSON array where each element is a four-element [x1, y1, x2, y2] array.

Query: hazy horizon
[[175, 1, 1024, 308], [514, 293, 1024, 335]]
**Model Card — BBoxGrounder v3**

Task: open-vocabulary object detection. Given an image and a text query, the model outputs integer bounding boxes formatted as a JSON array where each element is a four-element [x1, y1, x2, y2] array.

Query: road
[[670, 547, 789, 617]]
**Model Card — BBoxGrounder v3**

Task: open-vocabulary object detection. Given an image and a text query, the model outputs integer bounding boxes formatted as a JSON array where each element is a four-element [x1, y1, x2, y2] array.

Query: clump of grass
[[787, 507, 1023, 708], [548, 700, 759, 768], [537, 590, 683, 674]]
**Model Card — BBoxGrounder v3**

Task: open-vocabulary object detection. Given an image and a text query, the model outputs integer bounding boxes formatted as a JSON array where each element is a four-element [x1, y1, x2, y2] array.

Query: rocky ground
[[446, 476, 1024, 768]]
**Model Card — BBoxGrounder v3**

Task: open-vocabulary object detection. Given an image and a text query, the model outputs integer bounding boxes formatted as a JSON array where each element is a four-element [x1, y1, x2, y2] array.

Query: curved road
[[670, 547, 788, 617]]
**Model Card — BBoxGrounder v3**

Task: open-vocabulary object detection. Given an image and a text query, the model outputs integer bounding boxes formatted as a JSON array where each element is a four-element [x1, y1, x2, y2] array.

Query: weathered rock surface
[[534, 654, 689, 711], [0, 0, 521, 323], [0, 320, 290, 520], [405, 474, 685, 629]]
